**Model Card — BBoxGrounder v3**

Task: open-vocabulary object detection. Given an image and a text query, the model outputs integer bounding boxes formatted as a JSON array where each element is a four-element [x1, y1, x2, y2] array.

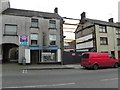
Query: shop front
[[28, 46, 60, 64]]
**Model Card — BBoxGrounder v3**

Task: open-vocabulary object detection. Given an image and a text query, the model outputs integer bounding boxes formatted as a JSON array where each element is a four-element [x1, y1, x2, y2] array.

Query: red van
[[81, 52, 119, 70]]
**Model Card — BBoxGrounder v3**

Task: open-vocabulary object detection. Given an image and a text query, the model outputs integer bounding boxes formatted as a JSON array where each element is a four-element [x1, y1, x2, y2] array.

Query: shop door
[[31, 50, 39, 64]]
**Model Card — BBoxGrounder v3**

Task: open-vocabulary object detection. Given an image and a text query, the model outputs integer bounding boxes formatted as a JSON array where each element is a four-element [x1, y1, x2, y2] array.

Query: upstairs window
[[100, 37, 108, 45], [116, 28, 120, 34], [4, 24, 17, 36], [31, 18, 38, 28], [30, 33, 38, 45], [49, 20, 56, 29], [99, 25, 107, 33], [49, 34, 56, 45]]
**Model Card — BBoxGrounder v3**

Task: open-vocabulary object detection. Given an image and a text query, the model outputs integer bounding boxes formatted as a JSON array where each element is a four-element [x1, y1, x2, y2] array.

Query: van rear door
[[81, 54, 90, 66]]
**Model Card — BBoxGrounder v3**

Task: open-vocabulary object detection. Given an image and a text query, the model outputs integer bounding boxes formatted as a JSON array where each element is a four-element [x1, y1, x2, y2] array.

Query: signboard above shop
[[19, 36, 29, 46]]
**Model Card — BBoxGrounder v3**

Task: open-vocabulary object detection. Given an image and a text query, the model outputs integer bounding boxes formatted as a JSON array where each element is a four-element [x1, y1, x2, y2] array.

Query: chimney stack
[[81, 12, 86, 20], [54, 7, 58, 14], [80, 12, 86, 24], [108, 18, 114, 23]]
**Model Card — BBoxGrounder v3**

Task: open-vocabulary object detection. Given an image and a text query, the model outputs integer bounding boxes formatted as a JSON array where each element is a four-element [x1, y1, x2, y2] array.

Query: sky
[[9, 0, 120, 41], [9, 0, 119, 22]]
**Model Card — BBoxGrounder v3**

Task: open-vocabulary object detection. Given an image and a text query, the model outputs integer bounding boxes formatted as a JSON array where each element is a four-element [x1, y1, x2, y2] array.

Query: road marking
[[22, 69, 28, 74], [4, 82, 76, 88], [100, 78, 119, 81]]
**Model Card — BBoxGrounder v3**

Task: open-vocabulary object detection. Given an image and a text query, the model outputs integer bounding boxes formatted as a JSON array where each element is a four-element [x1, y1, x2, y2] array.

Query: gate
[[63, 51, 82, 64]]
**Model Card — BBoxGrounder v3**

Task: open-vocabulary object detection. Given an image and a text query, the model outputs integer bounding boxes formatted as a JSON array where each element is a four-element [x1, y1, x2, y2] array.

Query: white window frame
[[4, 24, 17, 35], [99, 25, 107, 33], [49, 20, 56, 29]]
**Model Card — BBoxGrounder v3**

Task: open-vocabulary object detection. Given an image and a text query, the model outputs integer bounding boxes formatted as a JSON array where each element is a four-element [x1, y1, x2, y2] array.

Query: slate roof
[[75, 18, 120, 33], [86, 18, 120, 27], [2, 8, 62, 19]]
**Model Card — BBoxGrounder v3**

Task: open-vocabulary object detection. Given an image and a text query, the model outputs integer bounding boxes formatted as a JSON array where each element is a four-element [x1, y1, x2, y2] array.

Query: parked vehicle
[[81, 52, 119, 70]]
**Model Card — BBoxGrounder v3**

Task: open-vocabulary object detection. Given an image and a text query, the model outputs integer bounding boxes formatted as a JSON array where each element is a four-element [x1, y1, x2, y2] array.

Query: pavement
[[2, 63, 83, 70]]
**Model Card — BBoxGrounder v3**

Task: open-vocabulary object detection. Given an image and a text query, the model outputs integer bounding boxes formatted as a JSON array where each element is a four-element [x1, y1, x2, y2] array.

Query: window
[[117, 38, 120, 45], [4, 24, 17, 35], [82, 54, 89, 58], [31, 40, 38, 45], [99, 25, 107, 33], [49, 35, 56, 45], [31, 34, 38, 40], [31, 18, 38, 28], [50, 41, 56, 45], [31, 33, 38, 45], [100, 37, 108, 45], [49, 20, 56, 29], [116, 28, 120, 34]]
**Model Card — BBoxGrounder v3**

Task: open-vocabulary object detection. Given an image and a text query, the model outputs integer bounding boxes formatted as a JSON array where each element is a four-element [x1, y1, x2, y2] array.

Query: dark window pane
[[31, 40, 38, 45], [50, 41, 56, 45], [100, 37, 108, 45]]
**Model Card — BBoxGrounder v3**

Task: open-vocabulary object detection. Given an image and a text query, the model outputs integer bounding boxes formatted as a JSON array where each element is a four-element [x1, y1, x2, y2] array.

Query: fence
[[63, 51, 82, 64]]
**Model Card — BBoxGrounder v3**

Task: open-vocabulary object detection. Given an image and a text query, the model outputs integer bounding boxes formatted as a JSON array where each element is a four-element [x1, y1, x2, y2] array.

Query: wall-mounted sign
[[19, 36, 29, 46]]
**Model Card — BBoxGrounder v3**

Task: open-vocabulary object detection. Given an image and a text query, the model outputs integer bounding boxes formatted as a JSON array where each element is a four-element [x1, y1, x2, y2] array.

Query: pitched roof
[[86, 18, 120, 27], [2, 8, 62, 19], [75, 18, 120, 33]]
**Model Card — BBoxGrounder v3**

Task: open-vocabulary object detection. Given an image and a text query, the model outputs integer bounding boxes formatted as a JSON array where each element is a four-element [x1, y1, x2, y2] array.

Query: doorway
[[2, 43, 18, 63], [30, 50, 40, 64]]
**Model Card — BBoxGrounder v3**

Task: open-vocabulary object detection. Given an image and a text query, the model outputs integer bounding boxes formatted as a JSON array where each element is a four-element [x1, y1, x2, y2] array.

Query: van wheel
[[114, 63, 119, 68], [93, 64, 99, 70]]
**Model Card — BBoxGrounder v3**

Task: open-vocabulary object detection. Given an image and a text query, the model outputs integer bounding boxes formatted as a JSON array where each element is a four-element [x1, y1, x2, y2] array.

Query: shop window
[[99, 25, 107, 33], [42, 51, 57, 62], [31, 18, 38, 28], [100, 37, 108, 45], [4, 24, 17, 36]]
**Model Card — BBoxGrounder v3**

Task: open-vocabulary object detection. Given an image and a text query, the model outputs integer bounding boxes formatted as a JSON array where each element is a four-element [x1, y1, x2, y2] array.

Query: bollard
[[22, 57, 26, 65]]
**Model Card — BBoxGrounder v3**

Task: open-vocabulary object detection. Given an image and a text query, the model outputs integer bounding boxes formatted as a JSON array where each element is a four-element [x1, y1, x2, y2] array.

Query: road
[[2, 65, 119, 89]]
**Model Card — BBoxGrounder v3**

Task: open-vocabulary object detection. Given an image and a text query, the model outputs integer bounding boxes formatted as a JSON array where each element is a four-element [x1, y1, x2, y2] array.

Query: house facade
[[0, 0, 64, 64], [75, 12, 120, 59]]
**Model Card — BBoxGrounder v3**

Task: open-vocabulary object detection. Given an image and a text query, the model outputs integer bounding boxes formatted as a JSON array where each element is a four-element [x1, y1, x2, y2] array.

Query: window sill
[[100, 44, 108, 45], [30, 26, 39, 29], [99, 32, 107, 33], [116, 33, 120, 35], [49, 45, 57, 46], [48, 28, 57, 30], [30, 45, 39, 46], [3, 34, 18, 36]]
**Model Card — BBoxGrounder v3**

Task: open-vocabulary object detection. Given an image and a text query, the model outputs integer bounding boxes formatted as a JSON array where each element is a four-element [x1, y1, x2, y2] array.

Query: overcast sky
[[9, 0, 119, 23]]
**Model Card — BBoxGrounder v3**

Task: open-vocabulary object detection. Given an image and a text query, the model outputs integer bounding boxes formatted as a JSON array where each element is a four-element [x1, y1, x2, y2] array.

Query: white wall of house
[[76, 41, 93, 49], [95, 24, 118, 58], [76, 34, 93, 49], [76, 34, 93, 43]]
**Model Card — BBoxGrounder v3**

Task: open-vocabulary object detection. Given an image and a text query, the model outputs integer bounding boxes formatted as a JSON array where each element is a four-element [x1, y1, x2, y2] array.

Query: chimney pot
[[108, 18, 114, 22], [54, 7, 58, 14], [81, 12, 86, 20]]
